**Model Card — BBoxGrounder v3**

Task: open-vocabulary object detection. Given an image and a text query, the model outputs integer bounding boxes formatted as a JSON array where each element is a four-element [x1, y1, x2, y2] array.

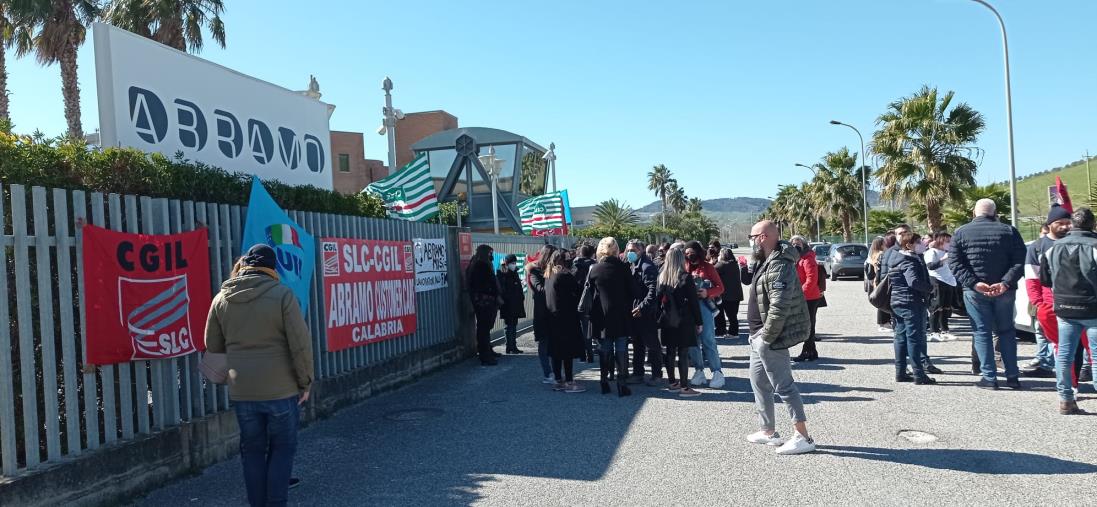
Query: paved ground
[[138, 278, 1097, 506]]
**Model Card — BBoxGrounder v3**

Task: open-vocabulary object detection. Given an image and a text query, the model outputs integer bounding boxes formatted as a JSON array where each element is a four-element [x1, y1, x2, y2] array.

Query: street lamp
[[829, 120, 870, 246], [542, 143, 557, 193], [379, 77, 404, 171], [795, 163, 822, 242], [479, 147, 506, 234], [968, 0, 1018, 226]]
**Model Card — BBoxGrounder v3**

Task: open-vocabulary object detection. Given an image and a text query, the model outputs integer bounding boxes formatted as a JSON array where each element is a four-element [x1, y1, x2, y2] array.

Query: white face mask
[[507, 262, 517, 270]]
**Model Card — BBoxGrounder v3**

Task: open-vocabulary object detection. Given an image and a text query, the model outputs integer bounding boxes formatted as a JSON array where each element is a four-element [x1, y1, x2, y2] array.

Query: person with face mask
[[625, 239, 663, 385], [887, 232, 936, 384], [788, 236, 823, 362], [684, 241, 727, 388], [497, 253, 526, 355]]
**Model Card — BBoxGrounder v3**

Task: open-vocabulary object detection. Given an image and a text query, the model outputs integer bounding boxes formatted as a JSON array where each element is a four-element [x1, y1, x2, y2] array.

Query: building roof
[[411, 127, 546, 153]]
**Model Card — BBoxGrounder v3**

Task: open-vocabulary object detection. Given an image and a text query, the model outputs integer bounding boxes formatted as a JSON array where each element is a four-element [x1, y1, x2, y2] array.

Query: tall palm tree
[[686, 197, 704, 214], [872, 85, 985, 232], [0, 2, 31, 121], [646, 164, 672, 226], [666, 180, 687, 214], [105, 0, 226, 53], [812, 147, 866, 242], [14, 0, 100, 139], [592, 198, 639, 229]]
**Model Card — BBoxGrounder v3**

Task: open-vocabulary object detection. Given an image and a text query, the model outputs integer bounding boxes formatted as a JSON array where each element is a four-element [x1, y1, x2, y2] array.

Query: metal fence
[[0, 183, 461, 477]]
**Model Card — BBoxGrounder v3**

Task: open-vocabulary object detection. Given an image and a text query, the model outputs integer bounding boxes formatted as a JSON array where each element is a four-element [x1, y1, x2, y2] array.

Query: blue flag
[[241, 177, 316, 313]]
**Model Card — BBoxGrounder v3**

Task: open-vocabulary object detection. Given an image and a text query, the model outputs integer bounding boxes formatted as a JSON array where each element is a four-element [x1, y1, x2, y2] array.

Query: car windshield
[[835, 245, 867, 258], [813, 245, 830, 257]]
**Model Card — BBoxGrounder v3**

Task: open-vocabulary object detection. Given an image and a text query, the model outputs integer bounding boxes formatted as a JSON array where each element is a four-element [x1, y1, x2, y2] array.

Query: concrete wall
[[0, 335, 476, 507]]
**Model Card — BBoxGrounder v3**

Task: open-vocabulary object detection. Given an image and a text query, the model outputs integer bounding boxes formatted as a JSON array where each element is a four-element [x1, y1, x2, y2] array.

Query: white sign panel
[[93, 22, 333, 190], [412, 238, 448, 292]]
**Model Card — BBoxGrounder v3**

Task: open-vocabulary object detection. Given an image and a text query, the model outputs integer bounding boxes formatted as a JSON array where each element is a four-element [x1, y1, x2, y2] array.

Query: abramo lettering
[[326, 278, 416, 342]]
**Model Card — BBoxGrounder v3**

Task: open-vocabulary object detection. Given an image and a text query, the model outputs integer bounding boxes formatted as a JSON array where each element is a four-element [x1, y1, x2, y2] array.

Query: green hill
[[1013, 157, 1095, 218]]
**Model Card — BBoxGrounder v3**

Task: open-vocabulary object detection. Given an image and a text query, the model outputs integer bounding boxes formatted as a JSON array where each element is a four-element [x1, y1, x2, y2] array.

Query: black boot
[[599, 354, 612, 394], [616, 354, 632, 397]]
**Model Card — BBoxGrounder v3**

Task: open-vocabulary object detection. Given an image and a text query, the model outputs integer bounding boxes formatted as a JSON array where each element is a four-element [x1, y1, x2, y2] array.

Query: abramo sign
[[321, 238, 416, 351]]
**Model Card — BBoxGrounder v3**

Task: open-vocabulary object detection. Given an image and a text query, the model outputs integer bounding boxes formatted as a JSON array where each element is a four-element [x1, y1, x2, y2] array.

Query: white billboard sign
[[93, 22, 333, 190], [412, 238, 449, 292]]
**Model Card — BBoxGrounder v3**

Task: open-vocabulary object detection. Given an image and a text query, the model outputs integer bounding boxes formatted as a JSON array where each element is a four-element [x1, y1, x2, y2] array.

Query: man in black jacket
[[949, 199, 1027, 390], [574, 243, 597, 363], [626, 239, 662, 385]]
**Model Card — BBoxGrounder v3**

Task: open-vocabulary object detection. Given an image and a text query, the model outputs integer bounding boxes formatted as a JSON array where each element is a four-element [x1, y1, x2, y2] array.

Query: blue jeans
[[599, 335, 629, 358], [234, 396, 300, 507], [1055, 317, 1097, 401], [963, 289, 1020, 381], [537, 339, 552, 377], [689, 302, 722, 373], [1033, 319, 1055, 370], [893, 305, 927, 376]]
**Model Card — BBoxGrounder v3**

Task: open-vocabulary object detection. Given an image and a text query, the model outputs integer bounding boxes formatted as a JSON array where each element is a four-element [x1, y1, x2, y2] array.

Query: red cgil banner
[[82, 224, 212, 365], [321, 238, 417, 351]]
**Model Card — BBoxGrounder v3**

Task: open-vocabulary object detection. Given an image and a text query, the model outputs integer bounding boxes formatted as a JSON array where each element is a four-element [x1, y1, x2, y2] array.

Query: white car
[[1013, 240, 1036, 335]]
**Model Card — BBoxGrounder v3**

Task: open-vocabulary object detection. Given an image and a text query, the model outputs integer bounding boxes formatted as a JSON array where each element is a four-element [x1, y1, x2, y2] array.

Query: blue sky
[[7, 0, 1097, 207]]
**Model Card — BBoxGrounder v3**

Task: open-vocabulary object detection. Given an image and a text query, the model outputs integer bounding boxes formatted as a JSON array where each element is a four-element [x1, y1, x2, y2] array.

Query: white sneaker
[[746, 430, 785, 446], [709, 370, 726, 389], [943, 332, 959, 341], [690, 370, 708, 386], [927, 333, 941, 342], [775, 433, 816, 455], [542, 375, 556, 384], [878, 326, 892, 333]]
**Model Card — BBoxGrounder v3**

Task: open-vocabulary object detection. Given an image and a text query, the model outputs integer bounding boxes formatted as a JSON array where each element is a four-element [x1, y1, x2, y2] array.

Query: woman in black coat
[[466, 244, 500, 366], [528, 244, 557, 383], [713, 247, 744, 337], [584, 237, 642, 396], [658, 248, 703, 397], [545, 250, 586, 393], [497, 253, 526, 355], [887, 232, 935, 385]]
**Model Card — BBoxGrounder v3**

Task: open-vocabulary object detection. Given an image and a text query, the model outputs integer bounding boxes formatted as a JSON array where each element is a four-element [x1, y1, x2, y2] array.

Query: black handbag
[[868, 276, 892, 314]]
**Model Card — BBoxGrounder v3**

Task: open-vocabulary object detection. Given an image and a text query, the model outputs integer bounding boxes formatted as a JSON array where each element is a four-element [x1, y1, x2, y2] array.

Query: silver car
[[825, 243, 868, 281]]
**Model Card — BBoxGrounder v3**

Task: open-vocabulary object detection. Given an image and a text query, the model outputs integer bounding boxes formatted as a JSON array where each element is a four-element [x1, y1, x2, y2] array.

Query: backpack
[[656, 286, 682, 328]]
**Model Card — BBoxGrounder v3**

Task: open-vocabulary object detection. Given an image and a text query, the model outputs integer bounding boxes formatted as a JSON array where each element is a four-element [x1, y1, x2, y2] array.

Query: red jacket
[[796, 249, 823, 301], [689, 260, 724, 300]]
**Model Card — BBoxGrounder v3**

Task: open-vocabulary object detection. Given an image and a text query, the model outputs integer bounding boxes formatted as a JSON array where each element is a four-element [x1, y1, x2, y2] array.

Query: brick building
[[330, 131, 388, 194], [394, 110, 458, 168]]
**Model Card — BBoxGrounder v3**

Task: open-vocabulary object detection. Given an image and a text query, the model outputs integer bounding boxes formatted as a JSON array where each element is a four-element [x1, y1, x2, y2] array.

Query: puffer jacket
[[796, 248, 822, 301], [1040, 230, 1097, 319], [949, 216, 1027, 290], [887, 250, 932, 308], [747, 242, 810, 350], [205, 271, 314, 401]]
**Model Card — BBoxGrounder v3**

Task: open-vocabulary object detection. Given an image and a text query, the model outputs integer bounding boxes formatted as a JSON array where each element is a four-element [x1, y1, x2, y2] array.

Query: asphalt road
[[137, 277, 1097, 506]]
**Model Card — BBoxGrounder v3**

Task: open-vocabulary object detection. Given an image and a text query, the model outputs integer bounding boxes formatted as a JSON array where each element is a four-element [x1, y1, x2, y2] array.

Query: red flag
[[1056, 176, 1074, 213]]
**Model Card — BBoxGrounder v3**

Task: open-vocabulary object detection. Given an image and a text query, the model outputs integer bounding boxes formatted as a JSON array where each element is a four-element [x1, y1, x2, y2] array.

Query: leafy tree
[[104, 0, 226, 52], [592, 198, 639, 229], [12, 0, 101, 139], [810, 147, 866, 242], [666, 180, 687, 214], [872, 85, 985, 232], [686, 197, 704, 214], [519, 151, 546, 196], [647, 163, 672, 227]]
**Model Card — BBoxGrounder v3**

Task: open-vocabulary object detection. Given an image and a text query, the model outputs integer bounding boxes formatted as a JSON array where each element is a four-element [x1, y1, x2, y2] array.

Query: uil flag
[[518, 190, 572, 234], [241, 177, 316, 313], [365, 153, 440, 221]]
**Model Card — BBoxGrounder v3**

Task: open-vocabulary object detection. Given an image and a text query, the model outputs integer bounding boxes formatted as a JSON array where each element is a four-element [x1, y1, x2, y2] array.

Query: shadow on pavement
[[815, 445, 1097, 475]]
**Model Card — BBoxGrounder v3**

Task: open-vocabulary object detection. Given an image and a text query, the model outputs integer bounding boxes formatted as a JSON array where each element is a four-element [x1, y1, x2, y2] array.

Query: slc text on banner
[[412, 238, 448, 292], [322, 238, 417, 351], [82, 225, 212, 365], [241, 177, 316, 313]]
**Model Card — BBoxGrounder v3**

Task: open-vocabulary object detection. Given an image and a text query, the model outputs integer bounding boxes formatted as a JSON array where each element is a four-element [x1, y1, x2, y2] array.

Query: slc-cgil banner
[[82, 225, 212, 365], [412, 238, 448, 292], [322, 238, 417, 351]]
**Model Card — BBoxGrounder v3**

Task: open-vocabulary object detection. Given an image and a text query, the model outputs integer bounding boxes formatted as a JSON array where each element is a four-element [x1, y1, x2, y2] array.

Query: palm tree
[[105, 0, 226, 53], [666, 180, 687, 214], [812, 147, 866, 242], [686, 197, 704, 214], [647, 164, 672, 227], [872, 85, 986, 232], [0, 3, 31, 121], [14, 0, 100, 139], [592, 198, 639, 229]]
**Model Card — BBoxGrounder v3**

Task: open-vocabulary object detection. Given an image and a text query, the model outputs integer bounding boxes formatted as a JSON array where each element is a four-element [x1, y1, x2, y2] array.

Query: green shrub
[[0, 129, 386, 218]]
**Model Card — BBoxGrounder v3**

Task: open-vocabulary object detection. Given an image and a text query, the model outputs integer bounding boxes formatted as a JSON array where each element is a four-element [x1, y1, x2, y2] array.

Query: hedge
[[0, 127, 387, 218]]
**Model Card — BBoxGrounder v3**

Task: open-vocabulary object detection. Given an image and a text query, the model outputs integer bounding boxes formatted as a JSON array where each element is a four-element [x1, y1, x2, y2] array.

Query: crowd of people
[[464, 220, 818, 455]]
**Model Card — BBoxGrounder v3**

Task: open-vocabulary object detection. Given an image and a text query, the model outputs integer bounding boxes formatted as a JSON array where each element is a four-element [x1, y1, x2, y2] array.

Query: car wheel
[[830, 271, 838, 281]]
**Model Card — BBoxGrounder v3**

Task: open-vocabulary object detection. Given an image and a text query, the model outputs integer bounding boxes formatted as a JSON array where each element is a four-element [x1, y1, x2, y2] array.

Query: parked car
[[1013, 240, 1036, 335], [810, 243, 831, 267], [824, 243, 868, 280]]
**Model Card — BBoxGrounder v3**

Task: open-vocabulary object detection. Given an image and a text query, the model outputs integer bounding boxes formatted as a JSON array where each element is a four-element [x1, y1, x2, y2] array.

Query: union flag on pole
[[365, 153, 440, 222], [518, 190, 572, 235]]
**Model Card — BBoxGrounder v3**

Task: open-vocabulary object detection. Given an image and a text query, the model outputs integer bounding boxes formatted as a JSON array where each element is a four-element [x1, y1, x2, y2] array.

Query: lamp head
[[829, 120, 841, 125]]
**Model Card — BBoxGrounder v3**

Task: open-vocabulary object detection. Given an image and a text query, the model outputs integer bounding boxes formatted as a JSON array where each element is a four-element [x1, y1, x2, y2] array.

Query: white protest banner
[[412, 238, 448, 292]]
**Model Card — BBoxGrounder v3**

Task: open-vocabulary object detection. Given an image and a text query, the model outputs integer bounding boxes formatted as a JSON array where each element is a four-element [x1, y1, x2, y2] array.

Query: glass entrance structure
[[412, 127, 548, 232]]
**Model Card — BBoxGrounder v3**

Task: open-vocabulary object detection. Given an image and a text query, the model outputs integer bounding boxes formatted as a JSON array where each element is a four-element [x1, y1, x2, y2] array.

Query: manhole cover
[[897, 430, 938, 444], [383, 408, 444, 421]]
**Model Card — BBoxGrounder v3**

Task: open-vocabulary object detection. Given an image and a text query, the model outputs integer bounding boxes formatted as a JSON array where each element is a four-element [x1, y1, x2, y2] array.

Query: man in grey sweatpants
[[743, 220, 815, 455]]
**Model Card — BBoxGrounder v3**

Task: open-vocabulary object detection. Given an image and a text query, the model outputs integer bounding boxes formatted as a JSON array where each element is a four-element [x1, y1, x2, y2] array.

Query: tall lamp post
[[794, 163, 822, 242], [479, 147, 506, 234], [829, 120, 870, 245], [968, 0, 1018, 226], [542, 143, 557, 192], [381, 77, 399, 171]]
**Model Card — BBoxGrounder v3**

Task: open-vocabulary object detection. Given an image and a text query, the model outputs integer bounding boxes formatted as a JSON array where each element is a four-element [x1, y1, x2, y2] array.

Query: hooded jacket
[[747, 242, 810, 350], [205, 271, 314, 401], [795, 248, 822, 301]]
